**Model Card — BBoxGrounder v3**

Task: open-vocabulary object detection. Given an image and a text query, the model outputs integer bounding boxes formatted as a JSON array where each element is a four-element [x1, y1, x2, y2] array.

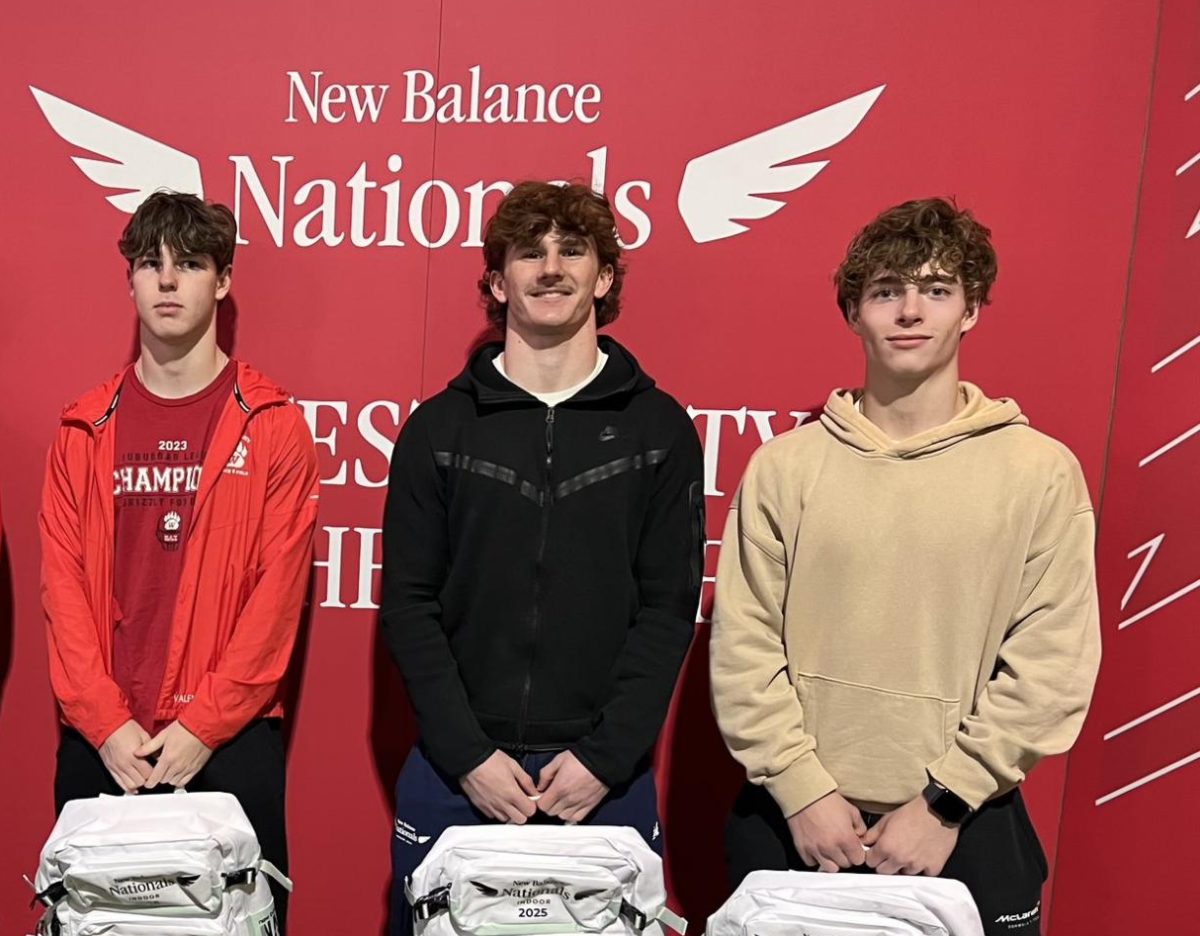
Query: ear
[[960, 303, 980, 336], [593, 264, 614, 300], [488, 269, 507, 305], [845, 303, 863, 335], [216, 265, 233, 302]]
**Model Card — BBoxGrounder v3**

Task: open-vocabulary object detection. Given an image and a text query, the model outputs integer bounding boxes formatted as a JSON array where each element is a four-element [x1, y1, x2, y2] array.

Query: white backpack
[[406, 825, 687, 936], [30, 791, 291, 936], [706, 871, 984, 936]]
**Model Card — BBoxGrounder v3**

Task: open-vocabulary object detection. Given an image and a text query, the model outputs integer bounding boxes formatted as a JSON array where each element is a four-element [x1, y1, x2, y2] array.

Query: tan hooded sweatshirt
[[711, 383, 1100, 817]]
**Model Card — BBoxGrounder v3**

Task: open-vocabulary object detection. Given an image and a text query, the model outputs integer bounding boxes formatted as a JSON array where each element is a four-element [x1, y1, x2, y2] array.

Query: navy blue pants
[[389, 746, 662, 936]]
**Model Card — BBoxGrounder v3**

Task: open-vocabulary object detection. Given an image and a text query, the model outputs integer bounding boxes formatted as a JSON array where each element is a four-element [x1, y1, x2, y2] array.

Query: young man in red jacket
[[40, 192, 319, 930]]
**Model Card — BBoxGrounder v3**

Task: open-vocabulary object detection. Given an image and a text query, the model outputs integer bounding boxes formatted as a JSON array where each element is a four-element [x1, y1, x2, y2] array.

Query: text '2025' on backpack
[[31, 790, 291, 936], [706, 870, 985, 936], [406, 825, 687, 936]]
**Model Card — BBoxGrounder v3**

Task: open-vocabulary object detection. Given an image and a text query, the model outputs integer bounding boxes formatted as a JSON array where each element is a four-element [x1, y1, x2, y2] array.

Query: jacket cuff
[[764, 751, 839, 818], [454, 745, 498, 781], [568, 742, 626, 790], [927, 744, 1001, 811], [425, 735, 498, 782], [83, 706, 138, 751], [176, 708, 230, 750]]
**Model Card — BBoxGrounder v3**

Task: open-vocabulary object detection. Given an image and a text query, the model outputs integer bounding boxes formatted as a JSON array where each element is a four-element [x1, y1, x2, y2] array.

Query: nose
[[539, 246, 563, 278], [157, 256, 178, 291], [897, 286, 922, 323]]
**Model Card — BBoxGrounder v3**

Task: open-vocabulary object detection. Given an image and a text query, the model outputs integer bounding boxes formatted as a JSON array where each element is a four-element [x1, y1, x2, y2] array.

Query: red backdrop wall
[[1050, 2, 1199, 933], [0, 2, 1178, 933]]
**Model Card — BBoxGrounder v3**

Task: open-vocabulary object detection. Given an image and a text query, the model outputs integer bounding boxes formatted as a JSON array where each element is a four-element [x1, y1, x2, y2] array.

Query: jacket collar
[[448, 335, 655, 408], [60, 360, 291, 432]]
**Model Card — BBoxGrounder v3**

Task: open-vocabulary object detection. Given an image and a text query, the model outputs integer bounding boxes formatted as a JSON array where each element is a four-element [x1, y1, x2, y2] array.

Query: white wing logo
[[677, 85, 886, 243], [29, 86, 203, 213], [30, 82, 884, 243]]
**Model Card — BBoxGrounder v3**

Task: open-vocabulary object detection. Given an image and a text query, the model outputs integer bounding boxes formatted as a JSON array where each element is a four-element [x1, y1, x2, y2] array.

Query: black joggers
[[726, 783, 1048, 936], [54, 719, 290, 933]]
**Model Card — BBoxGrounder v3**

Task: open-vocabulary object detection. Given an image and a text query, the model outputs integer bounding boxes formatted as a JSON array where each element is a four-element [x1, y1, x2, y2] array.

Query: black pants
[[55, 719, 290, 933], [726, 783, 1047, 935]]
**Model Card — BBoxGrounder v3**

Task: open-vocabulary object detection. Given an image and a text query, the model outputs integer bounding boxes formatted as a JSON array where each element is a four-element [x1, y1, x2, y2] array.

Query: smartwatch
[[922, 779, 973, 825]]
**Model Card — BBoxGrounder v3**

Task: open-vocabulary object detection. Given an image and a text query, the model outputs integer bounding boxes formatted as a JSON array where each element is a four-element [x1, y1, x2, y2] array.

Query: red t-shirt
[[112, 361, 236, 731]]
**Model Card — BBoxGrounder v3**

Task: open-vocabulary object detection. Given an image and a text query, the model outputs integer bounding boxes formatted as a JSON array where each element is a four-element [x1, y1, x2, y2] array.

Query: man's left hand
[[136, 721, 214, 789], [860, 795, 960, 876], [535, 752, 609, 823]]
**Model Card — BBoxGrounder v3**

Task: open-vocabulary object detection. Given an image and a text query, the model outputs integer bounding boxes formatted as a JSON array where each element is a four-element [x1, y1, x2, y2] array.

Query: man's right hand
[[786, 791, 868, 872], [98, 720, 153, 793], [460, 751, 539, 824]]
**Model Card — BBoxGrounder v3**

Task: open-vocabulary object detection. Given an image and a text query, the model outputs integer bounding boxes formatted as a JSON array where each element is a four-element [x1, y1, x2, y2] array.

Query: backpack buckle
[[621, 900, 649, 932], [413, 884, 451, 921]]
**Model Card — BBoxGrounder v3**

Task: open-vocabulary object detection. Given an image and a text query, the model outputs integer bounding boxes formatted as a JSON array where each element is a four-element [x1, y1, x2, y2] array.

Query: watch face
[[931, 788, 971, 824], [923, 781, 971, 823]]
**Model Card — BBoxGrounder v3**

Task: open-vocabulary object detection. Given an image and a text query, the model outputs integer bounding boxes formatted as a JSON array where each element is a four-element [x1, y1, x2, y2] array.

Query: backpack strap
[[655, 906, 688, 934], [223, 860, 294, 893], [34, 905, 62, 936], [257, 859, 294, 892], [25, 878, 62, 936], [621, 900, 688, 935], [31, 879, 67, 909]]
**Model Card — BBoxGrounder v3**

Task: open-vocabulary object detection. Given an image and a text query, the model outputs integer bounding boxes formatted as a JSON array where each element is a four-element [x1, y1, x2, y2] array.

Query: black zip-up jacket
[[380, 337, 704, 788]]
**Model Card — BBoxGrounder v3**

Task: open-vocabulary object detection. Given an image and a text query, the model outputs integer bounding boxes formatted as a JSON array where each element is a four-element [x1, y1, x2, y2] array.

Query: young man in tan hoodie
[[711, 198, 1100, 935]]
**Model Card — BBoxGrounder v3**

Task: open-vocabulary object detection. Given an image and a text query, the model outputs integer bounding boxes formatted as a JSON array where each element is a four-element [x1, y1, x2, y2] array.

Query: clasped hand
[[98, 719, 214, 792], [460, 750, 609, 824], [787, 791, 959, 876]]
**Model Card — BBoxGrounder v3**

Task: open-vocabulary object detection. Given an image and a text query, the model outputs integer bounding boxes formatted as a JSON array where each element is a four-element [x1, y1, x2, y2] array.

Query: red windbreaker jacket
[[40, 361, 320, 750]]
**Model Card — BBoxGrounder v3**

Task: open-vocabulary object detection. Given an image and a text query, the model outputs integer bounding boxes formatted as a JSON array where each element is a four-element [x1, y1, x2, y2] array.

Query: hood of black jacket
[[448, 335, 656, 406]]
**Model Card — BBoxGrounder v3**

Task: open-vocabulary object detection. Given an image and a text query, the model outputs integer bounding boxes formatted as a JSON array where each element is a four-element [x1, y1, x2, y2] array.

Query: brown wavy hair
[[478, 181, 625, 330], [834, 198, 997, 320], [118, 191, 238, 272]]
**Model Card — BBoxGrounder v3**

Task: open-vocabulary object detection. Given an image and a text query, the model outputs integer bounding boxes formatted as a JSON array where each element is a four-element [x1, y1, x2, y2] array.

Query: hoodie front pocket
[[795, 672, 959, 805]]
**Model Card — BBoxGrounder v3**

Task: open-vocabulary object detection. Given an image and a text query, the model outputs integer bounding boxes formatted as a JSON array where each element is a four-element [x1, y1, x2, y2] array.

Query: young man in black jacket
[[381, 181, 705, 934]]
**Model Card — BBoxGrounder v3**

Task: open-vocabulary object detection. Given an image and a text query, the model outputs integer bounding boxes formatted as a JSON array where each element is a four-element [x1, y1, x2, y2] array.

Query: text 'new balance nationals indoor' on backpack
[[406, 825, 687, 936], [706, 871, 984, 936], [30, 791, 291, 936]]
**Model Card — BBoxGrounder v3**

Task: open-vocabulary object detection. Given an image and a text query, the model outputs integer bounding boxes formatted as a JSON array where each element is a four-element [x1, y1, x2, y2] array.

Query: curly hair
[[834, 198, 997, 320], [478, 181, 625, 330], [119, 191, 238, 271]]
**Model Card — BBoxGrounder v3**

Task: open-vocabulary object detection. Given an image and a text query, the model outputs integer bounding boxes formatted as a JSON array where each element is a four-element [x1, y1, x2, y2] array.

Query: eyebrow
[[866, 272, 959, 287]]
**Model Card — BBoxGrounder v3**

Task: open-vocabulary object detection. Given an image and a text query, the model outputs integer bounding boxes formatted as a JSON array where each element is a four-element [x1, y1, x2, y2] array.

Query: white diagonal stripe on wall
[[1104, 685, 1200, 740], [1179, 152, 1200, 175], [1187, 82, 1200, 101], [1122, 533, 1165, 610], [1119, 578, 1200, 629], [1138, 421, 1200, 467], [1152, 334, 1200, 372], [1096, 749, 1200, 806]]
